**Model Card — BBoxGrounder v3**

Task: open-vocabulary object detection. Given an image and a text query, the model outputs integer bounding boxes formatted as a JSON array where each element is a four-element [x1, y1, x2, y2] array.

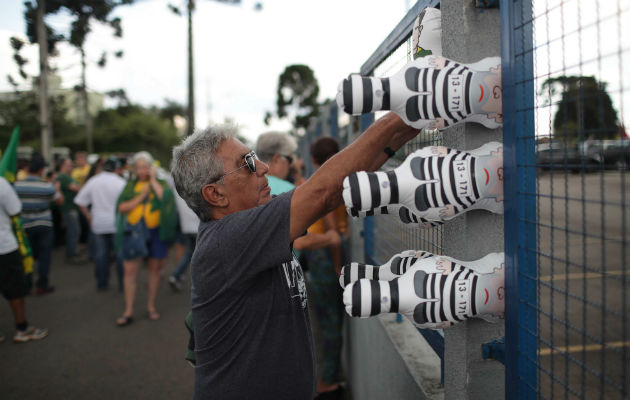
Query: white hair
[[255, 131, 297, 163], [132, 151, 154, 166], [171, 124, 238, 221]]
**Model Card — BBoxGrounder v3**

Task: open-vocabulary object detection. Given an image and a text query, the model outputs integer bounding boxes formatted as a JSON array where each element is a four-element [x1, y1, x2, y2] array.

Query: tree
[[541, 75, 619, 142], [0, 91, 81, 152], [274, 64, 320, 134], [4, 35, 80, 153], [92, 103, 181, 165], [24, 0, 134, 153]]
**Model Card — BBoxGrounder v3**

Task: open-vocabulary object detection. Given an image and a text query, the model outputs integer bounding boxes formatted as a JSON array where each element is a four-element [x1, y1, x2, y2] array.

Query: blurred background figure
[[71, 151, 90, 187], [56, 157, 86, 264], [288, 156, 307, 187], [74, 157, 126, 291], [306, 137, 348, 399], [255, 131, 297, 195], [167, 173, 200, 292], [14, 152, 63, 295], [0, 176, 48, 344], [72, 151, 92, 251], [114, 151, 176, 326]]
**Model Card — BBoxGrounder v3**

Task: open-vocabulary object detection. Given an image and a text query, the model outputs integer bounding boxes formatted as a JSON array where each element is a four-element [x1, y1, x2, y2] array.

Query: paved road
[[536, 170, 630, 399], [0, 248, 194, 400]]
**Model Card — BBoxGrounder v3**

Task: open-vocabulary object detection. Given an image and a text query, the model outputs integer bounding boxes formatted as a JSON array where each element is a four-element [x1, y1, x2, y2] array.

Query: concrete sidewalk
[[0, 247, 194, 399]]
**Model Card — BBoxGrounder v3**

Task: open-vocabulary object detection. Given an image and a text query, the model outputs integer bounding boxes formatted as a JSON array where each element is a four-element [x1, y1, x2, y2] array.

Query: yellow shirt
[[126, 181, 161, 229], [307, 205, 348, 235], [71, 165, 91, 186]]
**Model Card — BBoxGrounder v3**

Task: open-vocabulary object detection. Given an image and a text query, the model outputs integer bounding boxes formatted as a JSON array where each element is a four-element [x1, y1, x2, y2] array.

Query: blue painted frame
[[501, 0, 538, 398]]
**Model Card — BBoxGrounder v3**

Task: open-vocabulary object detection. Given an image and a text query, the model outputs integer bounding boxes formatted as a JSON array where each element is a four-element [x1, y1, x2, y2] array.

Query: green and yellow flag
[[0, 126, 20, 182], [0, 126, 34, 274]]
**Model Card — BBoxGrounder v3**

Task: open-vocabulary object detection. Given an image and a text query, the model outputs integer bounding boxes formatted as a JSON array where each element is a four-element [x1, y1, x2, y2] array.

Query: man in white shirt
[[0, 176, 48, 343], [74, 158, 126, 291]]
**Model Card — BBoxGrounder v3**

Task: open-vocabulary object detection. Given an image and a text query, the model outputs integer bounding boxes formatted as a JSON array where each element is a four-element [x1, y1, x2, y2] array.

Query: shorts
[[121, 221, 169, 261], [146, 226, 169, 259], [0, 250, 28, 300]]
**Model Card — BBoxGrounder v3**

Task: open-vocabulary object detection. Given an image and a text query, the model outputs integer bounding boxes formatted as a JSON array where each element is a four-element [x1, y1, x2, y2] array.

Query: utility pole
[[80, 48, 94, 153], [187, 0, 195, 136], [36, 0, 52, 162]]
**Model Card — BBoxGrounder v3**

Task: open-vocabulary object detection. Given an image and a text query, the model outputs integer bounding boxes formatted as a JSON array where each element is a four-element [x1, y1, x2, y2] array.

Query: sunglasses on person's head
[[209, 150, 258, 184]]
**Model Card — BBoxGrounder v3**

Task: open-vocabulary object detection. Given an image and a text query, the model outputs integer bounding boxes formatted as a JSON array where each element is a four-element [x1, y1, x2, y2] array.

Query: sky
[[0, 0, 413, 143]]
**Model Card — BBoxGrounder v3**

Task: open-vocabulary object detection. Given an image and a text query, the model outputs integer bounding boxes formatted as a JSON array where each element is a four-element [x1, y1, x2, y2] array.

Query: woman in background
[[114, 151, 176, 326]]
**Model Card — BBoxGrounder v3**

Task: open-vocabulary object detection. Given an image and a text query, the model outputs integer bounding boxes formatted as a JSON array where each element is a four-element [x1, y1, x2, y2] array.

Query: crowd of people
[[0, 148, 200, 343], [2, 112, 418, 400]]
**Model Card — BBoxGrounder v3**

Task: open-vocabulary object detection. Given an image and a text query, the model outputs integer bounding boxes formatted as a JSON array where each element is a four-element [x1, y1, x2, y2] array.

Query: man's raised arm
[[289, 112, 418, 241]]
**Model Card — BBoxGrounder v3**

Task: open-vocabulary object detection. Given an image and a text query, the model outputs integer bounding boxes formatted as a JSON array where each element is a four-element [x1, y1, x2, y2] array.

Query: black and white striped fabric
[[342, 252, 505, 330], [346, 204, 443, 229], [339, 250, 433, 288], [343, 145, 494, 224], [336, 55, 501, 130]]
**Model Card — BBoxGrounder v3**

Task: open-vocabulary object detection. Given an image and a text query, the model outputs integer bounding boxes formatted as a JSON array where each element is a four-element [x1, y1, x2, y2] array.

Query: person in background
[[167, 176, 200, 292], [73, 151, 92, 248], [56, 157, 85, 264], [71, 151, 90, 186], [74, 157, 127, 291], [14, 152, 62, 295], [0, 176, 49, 343], [16, 158, 29, 181], [86, 156, 105, 183], [114, 152, 176, 326], [255, 131, 297, 195], [306, 137, 348, 399]]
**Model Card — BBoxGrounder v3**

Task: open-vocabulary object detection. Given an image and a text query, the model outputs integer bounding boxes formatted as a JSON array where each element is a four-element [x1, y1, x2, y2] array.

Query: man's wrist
[[384, 147, 396, 158]]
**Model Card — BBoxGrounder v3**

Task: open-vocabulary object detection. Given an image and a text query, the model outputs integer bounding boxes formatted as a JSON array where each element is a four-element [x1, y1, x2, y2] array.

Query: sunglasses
[[209, 150, 258, 184]]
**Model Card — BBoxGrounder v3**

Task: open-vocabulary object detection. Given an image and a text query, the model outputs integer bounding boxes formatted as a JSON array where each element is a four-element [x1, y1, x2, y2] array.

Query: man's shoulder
[[95, 172, 126, 185]]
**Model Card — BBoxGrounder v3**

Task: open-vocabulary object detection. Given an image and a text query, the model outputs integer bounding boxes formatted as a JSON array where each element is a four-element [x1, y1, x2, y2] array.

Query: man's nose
[[257, 160, 269, 176]]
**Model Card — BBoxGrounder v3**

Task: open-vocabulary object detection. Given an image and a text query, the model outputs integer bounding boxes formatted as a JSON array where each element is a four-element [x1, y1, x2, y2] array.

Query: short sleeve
[[74, 181, 92, 207], [0, 178, 22, 216]]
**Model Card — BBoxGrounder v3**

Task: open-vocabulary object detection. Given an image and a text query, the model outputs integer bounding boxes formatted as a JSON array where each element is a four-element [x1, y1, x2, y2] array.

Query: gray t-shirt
[[191, 190, 315, 400]]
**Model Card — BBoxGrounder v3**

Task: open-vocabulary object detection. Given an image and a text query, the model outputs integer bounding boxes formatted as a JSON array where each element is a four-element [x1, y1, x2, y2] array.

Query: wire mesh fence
[[508, 0, 630, 398], [370, 29, 445, 265]]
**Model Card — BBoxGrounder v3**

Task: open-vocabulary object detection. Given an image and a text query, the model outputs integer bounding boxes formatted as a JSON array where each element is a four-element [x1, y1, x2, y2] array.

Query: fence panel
[[504, 0, 630, 398]]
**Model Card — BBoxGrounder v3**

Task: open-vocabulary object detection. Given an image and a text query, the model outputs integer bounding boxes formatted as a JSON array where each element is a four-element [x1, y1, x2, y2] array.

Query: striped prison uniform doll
[[340, 251, 505, 330], [337, 56, 502, 130], [342, 142, 504, 225]]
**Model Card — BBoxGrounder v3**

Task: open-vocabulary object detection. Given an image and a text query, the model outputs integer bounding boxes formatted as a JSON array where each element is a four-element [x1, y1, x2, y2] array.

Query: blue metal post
[[501, 0, 537, 398]]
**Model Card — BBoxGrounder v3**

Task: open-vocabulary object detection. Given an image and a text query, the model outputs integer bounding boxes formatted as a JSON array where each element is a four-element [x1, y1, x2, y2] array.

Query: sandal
[[147, 310, 160, 321], [116, 315, 133, 327]]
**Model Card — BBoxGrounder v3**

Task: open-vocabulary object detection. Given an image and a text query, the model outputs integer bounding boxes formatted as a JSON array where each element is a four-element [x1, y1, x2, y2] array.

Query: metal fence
[[504, 0, 629, 399], [300, 0, 629, 398]]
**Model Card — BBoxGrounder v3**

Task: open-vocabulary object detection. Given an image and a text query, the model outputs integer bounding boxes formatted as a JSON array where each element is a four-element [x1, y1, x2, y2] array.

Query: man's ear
[[201, 183, 228, 208]]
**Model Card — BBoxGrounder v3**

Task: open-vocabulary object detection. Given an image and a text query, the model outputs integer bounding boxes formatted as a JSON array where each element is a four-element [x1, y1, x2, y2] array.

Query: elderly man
[[171, 112, 418, 400], [255, 131, 297, 195]]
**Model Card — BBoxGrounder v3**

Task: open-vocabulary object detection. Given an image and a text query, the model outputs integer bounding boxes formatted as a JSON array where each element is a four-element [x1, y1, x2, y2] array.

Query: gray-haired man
[[171, 112, 418, 400]]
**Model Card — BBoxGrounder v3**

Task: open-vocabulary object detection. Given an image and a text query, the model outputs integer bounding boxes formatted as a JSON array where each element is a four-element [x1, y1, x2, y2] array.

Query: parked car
[[603, 140, 630, 170], [536, 142, 601, 173]]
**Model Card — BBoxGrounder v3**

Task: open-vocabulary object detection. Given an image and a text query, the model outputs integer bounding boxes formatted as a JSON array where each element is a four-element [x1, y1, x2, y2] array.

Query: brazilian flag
[[0, 126, 34, 274], [0, 126, 20, 182]]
